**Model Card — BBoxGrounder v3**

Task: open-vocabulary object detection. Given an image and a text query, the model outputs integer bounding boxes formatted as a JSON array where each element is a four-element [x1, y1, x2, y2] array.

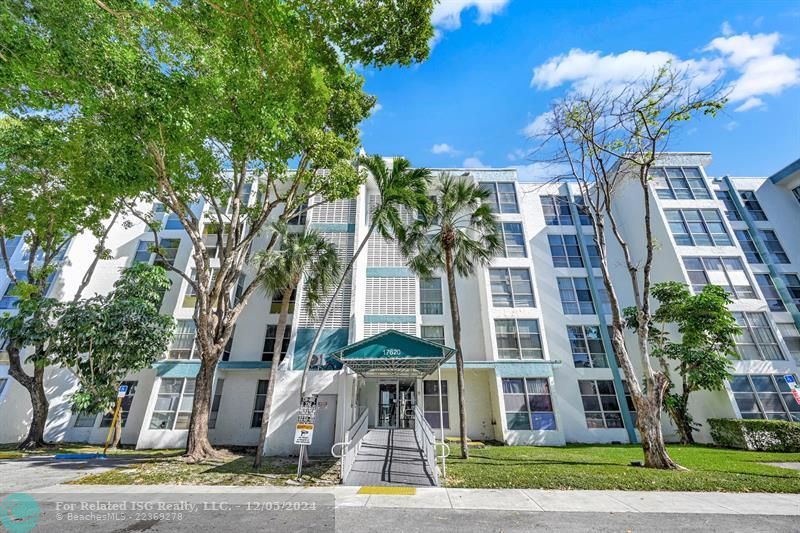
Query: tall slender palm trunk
[[254, 286, 294, 467], [444, 246, 468, 459]]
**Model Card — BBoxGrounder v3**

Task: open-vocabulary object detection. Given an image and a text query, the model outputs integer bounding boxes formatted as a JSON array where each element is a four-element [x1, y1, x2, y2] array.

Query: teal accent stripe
[[364, 315, 416, 324], [218, 361, 272, 370], [563, 184, 637, 444], [723, 176, 800, 331], [441, 360, 556, 378], [367, 267, 413, 277], [153, 361, 200, 378], [309, 223, 355, 233]]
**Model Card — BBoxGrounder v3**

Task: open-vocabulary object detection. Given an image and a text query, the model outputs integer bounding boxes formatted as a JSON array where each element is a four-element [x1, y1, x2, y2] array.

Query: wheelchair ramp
[[343, 429, 437, 487]]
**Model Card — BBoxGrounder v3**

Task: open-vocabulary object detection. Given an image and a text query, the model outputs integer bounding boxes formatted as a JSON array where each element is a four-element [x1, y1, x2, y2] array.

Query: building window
[[150, 378, 194, 430], [755, 274, 786, 312], [494, 319, 543, 360], [665, 209, 732, 246], [164, 212, 184, 230], [489, 268, 534, 307], [169, 320, 197, 359], [733, 312, 784, 361], [0, 377, 7, 397], [209, 379, 224, 429], [421, 325, 445, 345], [730, 375, 800, 421], [419, 277, 444, 314], [548, 234, 583, 268], [568, 325, 608, 368], [734, 229, 763, 264], [777, 321, 800, 360], [497, 222, 527, 257], [783, 274, 800, 308], [481, 182, 519, 214], [739, 191, 768, 221], [650, 167, 710, 199], [1, 236, 21, 268], [758, 230, 789, 264], [573, 196, 592, 225], [682, 256, 755, 299], [74, 412, 98, 428], [423, 380, 449, 429], [100, 381, 138, 428], [183, 269, 198, 308], [541, 195, 573, 225], [270, 288, 297, 314], [557, 277, 595, 315], [134, 239, 179, 267], [288, 201, 308, 225], [715, 190, 742, 221], [251, 379, 269, 428], [579, 380, 635, 429], [262, 324, 291, 361], [1, 270, 55, 309], [502, 378, 556, 430], [794, 186, 800, 206]]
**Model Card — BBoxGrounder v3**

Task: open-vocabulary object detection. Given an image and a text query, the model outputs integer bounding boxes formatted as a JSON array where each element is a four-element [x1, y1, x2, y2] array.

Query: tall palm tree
[[401, 173, 501, 459], [299, 155, 431, 401], [252, 226, 340, 468]]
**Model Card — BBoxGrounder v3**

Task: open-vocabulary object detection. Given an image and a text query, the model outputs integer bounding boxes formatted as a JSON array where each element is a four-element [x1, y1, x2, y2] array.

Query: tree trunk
[[636, 373, 685, 469], [666, 391, 694, 445], [184, 354, 219, 463], [254, 286, 293, 468], [8, 346, 49, 450], [444, 247, 468, 459]]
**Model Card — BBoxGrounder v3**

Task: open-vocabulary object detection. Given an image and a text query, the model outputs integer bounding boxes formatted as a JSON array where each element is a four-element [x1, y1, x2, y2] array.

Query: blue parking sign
[[784, 375, 796, 386]]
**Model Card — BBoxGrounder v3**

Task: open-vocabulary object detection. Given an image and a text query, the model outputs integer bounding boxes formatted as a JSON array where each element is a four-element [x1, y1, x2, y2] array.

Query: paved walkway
[[0, 455, 144, 492], [344, 429, 436, 487]]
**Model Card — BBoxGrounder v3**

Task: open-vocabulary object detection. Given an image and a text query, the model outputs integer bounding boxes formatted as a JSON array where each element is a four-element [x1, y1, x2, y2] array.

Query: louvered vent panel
[[310, 197, 356, 225], [364, 277, 416, 315], [363, 322, 417, 336], [297, 232, 354, 328], [367, 235, 407, 267]]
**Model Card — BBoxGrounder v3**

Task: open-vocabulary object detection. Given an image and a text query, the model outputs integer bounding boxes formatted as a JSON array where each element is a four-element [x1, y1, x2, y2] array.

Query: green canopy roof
[[330, 330, 455, 378]]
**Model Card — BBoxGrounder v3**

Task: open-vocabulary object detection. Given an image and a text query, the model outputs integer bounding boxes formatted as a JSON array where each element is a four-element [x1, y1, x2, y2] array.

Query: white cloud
[[721, 21, 734, 37], [724, 120, 739, 131], [463, 156, 487, 167], [522, 111, 553, 137], [513, 162, 572, 181], [734, 96, 764, 112], [507, 148, 527, 161], [432, 0, 510, 30], [372, 103, 383, 113], [431, 143, 459, 155]]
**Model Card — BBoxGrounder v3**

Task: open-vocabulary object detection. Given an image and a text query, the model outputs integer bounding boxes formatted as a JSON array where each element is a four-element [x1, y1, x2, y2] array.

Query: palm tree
[[401, 173, 501, 459], [252, 226, 340, 468], [299, 155, 431, 402]]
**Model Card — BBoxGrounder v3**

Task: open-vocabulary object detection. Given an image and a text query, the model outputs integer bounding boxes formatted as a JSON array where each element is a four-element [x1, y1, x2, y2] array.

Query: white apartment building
[[1, 153, 799, 460]]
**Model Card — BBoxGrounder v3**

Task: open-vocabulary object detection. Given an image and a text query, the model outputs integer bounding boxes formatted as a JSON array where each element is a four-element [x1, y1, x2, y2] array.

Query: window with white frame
[[209, 378, 224, 429], [650, 167, 710, 199], [150, 378, 194, 430], [423, 380, 449, 428], [73, 411, 97, 428], [421, 325, 445, 345], [579, 379, 635, 429], [132, 241, 152, 264], [715, 190, 742, 221], [681, 256, 756, 299], [548, 234, 582, 268], [733, 312, 784, 361], [494, 319, 543, 360], [100, 381, 138, 428], [734, 229, 763, 264], [730, 375, 800, 421], [1, 236, 21, 267], [573, 196, 592, 225], [541, 195, 573, 225], [419, 278, 443, 314], [739, 191, 768, 221], [776, 321, 800, 359], [755, 274, 786, 312], [183, 269, 198, 308], [270, 288, 296, 314], [758, 230, 789, 263], [481, 182, 519, 214], [222, 325, 235, 361], [169, 320, 197, 359], [489, 268, 534, 307], [502, 378, 556, 430], [783, 274, 800, 308], [497, 222, 527, 257], [0, 270, 55, 309], [262, 324, 291, 361], [557, 277, 595, 315], [567, 325, 609, 368], [664, 209, 732, 246], [583, 235, 601, 268], [251, 379, 269, 427]]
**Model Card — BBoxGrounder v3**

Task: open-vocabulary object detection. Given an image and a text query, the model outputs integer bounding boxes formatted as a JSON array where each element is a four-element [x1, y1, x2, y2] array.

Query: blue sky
[[359, 0, 800, 180]]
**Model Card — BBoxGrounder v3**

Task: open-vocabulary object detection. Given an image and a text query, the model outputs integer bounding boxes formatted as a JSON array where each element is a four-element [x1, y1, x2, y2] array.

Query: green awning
[[330, 329, 455, 378]]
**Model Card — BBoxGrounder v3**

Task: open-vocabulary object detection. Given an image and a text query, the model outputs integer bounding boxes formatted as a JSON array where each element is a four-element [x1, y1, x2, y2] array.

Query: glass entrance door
[[377, 382, 398, 428]]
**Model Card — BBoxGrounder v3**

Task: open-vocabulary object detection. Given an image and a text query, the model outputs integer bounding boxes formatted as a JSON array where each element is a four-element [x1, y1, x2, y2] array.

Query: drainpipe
[[562, 184, 638, 443], [722, 176, 800, 332]]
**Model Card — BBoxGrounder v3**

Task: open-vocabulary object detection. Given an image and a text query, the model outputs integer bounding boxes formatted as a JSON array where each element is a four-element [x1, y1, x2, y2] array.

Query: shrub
[[709, 418, 800, 452]]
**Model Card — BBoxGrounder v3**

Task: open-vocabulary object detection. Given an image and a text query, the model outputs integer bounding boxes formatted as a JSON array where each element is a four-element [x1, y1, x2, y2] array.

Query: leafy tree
[[540, 65, 726, 468], [298, 155, 431, 407], [625, 282, 740, 444], [401, 174, 501, 459], [50, 263, 175, 449], [252, 227, 339, 467]]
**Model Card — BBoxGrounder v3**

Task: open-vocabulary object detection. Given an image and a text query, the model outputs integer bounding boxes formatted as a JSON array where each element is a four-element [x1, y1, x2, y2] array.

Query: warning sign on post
[[294, 423, 315, 445], [295, 396, 318, 445]]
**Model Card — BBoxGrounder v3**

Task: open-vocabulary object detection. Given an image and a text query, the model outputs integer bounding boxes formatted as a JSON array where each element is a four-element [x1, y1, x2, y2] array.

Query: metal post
[[296, 445, 304, 478], [437, 366, 446, 478], [102, 397, 122, 455]]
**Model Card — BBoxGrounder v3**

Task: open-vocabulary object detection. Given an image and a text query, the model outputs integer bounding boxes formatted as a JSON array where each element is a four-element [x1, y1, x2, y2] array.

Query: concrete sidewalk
[[26, 484, 800, 516]]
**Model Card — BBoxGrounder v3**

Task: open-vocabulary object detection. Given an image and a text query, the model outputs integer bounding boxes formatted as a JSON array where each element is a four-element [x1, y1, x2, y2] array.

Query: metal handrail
[[437, 442, 450, 479], [414, 405, 439, 486], [340, 408, 369, 482]]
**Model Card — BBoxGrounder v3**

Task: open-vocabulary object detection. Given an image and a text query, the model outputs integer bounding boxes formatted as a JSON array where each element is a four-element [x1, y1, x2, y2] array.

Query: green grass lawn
[[0, 442, 181, 459], [444, 444, 800, 493]]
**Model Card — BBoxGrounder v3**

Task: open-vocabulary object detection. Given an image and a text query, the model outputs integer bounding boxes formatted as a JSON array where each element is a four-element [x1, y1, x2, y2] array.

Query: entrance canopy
[[330, 330, 455, 378]]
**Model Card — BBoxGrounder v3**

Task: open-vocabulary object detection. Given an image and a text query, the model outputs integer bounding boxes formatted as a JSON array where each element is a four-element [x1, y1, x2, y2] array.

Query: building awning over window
[[330, 330, 455, 378]]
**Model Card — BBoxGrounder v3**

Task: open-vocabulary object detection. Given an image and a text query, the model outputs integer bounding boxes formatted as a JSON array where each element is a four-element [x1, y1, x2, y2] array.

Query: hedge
[[708, 418, 800, 452]]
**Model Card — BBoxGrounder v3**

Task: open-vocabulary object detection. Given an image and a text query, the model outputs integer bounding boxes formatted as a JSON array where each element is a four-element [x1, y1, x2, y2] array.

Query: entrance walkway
[[344, 429, 436, 487]]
